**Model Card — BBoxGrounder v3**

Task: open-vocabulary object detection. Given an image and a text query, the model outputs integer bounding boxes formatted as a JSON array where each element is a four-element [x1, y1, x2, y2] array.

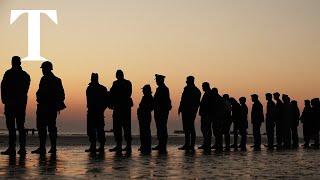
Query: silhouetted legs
[[266, 119, 275, 147], [181, 113, 196, 149], [291, 124, 299, 148], [112, 107, 132, 151], [276, 121, 283, 147], [138, 117, 151, 152], [252, 122, 261, 149], [86, 112, 106, 152], [303, 123, 311, 147], [154, 110, 169, 150], [222, 120, 231, 149], [200, 116, 211, 150], [283, 126, 291, 149], [239, 129, 247, 149]]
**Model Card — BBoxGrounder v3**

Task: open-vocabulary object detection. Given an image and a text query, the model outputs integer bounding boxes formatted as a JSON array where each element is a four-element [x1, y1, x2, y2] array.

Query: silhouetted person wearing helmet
[[1, 56, 30, 156], [239, 97, 248, 150], [273, 92, 284, 148], [109, 70, 133, 152], [152, 74, 172, 151], [178, 76, 201, 151], [311, 98, 320, 148], [210, 88, 224, 151], [85, 73, 108, 153], [251, 94, 264, 150], [282, 94, 292, 149], [198, 82, 213, 151], [291, 100, 300, 148], [265, 93, 276, 149], [300, 100, 312, 147], [230, 98, 242, 150], [137, 85, 154, 153], [32, 61, 65, 154]]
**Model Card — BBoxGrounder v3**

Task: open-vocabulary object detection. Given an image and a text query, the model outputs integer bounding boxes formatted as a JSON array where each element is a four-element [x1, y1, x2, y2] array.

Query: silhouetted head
[[229, 97, 237, 105], [282, 94, 290, 103], [212, 88, 218, 95], [116, 70, 124, 80], [223, 94, 229, 100], [304, 100, 311, 107], [91, 73, 99, 83], [311, 98, 317, 107], [273, 92, 280, 100], [265, 93, 273, 101], [291, 100, 298, 107], [11, 56, 21, 67], [239, 97, 246, 104], [251, 94, 259, 102], [202, 82, 210, 92], [142, 84, 152, 95], [40, 61, 53, 76], [155, 74, 165, 85], [186, 76, 195, 86]]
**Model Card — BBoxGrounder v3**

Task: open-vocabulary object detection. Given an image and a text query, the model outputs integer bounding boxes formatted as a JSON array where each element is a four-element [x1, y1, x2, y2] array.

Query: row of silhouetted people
[[1, 56, 320, 156]]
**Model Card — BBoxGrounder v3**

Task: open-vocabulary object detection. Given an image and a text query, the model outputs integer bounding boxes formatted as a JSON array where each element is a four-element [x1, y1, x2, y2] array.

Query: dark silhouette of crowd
[[1, 56, 320, 156]]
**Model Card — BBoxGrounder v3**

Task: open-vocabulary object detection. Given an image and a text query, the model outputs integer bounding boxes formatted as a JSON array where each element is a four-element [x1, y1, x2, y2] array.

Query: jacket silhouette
[[153, 74, 171, 151], [265, 93, 276, 148], [239, 97, 248, 150], [291, 100, 300, 148], [178, 76, 201, 151], [273, 92, 284, 147], [109, 70, 132, 152], [1, 56, 30, 156], [300, 100, 312, 147], [230, 98, 242, 149], [85, 73, 108, 153], [251, 94, 264, 149], [137, 84, 154, 153]]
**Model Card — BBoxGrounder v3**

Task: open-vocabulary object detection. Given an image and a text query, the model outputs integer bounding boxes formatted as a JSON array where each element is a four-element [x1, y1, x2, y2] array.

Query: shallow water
[[0, 145, 319, 179]]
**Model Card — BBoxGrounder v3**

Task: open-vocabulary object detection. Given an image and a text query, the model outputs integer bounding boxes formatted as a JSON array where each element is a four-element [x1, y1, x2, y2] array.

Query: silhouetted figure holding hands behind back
[[178, 76, 201, 151], [137, 85, 154, 153], [198, 82, 213, 151], [85, 73, 108, 153], [291, 100, 300, 148], [32, 61, 66, 154], [300, 100, 312, 147], [265, 93, 276, 149], [1, 56, 30, 156], [251, 94, 264, 150], [152, 74, 172, 151], [109, 70, 133, 153]]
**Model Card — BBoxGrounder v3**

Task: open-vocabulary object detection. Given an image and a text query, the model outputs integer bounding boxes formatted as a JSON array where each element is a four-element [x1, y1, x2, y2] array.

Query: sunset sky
[[0, 0, 319, 134]]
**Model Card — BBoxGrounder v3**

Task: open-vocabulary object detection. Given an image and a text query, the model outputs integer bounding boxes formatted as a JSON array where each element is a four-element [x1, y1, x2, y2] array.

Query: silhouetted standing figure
[[198, 82, 213, 151], [251, 94, 264, 150], [109, 70, 133, 152], [273, 92, 284, 148], [311, 98, 320, 148], [282, 94, 292, 149], [32, 61, 66, 154], [137, 85, 154, 153], [291, 100, 300, 148], [1, 56, 30, 156], [239, 97, 248, 150], [178, 76, 201, 151], [230, 98, 241, 150], [265, 93, 276, 149], [153, 74, 172, 151], [211, 88, 224, 151], [300, 100, 312, 147], [221, 94, 232, 150], [85, 73, 108, 153]]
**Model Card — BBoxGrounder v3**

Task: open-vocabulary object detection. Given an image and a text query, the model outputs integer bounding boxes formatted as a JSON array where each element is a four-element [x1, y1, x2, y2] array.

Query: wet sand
[[0, 135, 319, 179]]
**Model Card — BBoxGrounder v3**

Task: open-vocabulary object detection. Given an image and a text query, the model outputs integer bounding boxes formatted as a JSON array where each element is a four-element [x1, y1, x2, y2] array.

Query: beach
[[0, 135, 319, 179]]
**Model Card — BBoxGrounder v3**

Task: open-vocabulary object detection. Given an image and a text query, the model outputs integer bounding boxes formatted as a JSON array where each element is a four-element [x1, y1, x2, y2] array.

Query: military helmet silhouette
[[40, 61, 53, 70]]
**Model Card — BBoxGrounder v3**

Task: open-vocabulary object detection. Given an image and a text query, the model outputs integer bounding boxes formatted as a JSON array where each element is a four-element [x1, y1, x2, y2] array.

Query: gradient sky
[[0, 0, 319, 134]]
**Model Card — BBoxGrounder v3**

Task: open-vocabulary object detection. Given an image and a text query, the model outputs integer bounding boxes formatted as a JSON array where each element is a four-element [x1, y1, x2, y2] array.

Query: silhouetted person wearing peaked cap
[[137, 84, 154, 153], [251, 94, 264, 150], [198, 82, 213, 151], [32, 61, 66, 155], [291, 100, 300, 148], [265, 93, 276, 149], [273, 92, 284, 148], [300, 100, 312, 147], [1, 56, 30, 156], [109, 70, 133, 153], [153, 74, 172, 151], [85, 73, 108, 153], [178, 76, 201, 151]]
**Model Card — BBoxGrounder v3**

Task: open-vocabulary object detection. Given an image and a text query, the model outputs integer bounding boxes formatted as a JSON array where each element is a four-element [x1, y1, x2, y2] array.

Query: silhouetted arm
[[0, 72, 8, 104]]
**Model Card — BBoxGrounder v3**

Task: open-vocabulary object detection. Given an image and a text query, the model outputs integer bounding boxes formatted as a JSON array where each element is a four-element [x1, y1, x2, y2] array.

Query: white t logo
[[10, 10, 58, 61]]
